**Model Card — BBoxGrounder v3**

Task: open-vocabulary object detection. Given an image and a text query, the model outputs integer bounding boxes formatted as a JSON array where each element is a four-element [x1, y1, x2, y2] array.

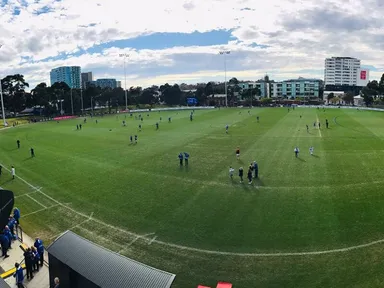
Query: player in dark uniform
[[30, 148, 35, 157], [17, 140, 20, 149], [238, 167, 244, 183]]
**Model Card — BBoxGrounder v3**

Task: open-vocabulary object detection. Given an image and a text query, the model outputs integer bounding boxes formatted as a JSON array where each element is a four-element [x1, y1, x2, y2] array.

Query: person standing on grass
[[11, 166, 15, 180], [134, 135, 138, 144], [229, 166, 234, 179], [138, 124, 142, 131], [76, 125, 79, 130], [294, 147, 299, 158], [13, 263, 25, 288], [184, 152, 189, 166], [178, 153, 183, 166], [225, 125, 229, 134], [326, 119, 329, 128], [247, 168, 253, 184], [156, 122, 159, 130], [253, 161, 258, 178], [236, 147, 240, 160], [306, 125, 309, 132], [130, 135, 133, 144], [79, 124, 82, 130], [17, 140, 20, 149], [34, 237, 44, 267], [309, 146, 314, 156], [239, 167, 244, 183], [168, 117, 171, 123], [30, 148, 35, 157], [257, 116, 259, 123]]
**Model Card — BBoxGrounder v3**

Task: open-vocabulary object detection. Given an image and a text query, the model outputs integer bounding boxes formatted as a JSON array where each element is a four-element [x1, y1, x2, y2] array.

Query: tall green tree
[[1, 74, 29, 114], [342, 92, 354, 104], [161, 84, 182, 105], [139, 87, 157, 105]]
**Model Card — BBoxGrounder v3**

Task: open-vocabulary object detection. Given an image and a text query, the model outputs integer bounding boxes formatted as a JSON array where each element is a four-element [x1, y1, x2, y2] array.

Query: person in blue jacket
[[34, 237, 44, 267], [253, 161, 259, 178], [0, 233, 9, 258], [13, 262, 25, 288], [8, 216, 16, 236], [4, 226, 13, 248], [184, 152, 190, 166], [13, 207, 20, 225], [178, 153, 183, 166]]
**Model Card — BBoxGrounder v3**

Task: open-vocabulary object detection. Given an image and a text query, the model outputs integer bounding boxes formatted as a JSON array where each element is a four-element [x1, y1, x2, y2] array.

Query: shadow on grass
[[312, 155, 320, 158], [297, 157, 306, 162], [22, 157, 33, 162]]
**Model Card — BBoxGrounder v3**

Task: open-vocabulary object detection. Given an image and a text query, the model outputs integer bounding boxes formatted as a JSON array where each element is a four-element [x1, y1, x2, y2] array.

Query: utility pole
[[81, 82, 84, 113], [0, 44, 6, 127], [70, 87, 74, 115], [219, 50, 230, 107]]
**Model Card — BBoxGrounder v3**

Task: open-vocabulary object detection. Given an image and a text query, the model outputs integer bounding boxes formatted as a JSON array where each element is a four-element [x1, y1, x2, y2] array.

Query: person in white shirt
[[229, 166, 234, 179], [11, 166, 15, 180], [309, 146, 314, 155], [294, 147, 299, 158]]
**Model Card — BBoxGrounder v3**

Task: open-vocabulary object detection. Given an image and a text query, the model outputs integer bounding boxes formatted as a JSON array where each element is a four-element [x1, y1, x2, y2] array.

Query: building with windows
[[81, 72, 93, 88], [116, 81, 122, 88], [50, 66, 81, 88], [233, 78, 321, 99], [324, 57, 369, 86], [95, 79, 117, 89], [270, 78, 321, 98]]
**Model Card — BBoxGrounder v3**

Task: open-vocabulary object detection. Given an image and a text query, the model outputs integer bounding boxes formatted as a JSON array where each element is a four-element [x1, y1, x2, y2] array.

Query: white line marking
[[15, 191, 40, 199], [26, 194, 47, 209], [49, 212, 94, 240], [149, 235, 157, 245], [21, 204, 60, 218], [6, 163, 384, 257], [316, 116, 322, 137]]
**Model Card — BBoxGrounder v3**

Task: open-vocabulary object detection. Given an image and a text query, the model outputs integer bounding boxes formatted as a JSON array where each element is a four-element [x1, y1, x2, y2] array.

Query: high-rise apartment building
[[324, 57, 361, 86], [50, 66, 81, 88], [81, 72, 93, 88]]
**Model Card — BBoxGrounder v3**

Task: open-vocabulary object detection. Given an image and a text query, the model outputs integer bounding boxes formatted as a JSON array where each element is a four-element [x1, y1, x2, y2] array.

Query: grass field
[[1, 107, 384, 287]]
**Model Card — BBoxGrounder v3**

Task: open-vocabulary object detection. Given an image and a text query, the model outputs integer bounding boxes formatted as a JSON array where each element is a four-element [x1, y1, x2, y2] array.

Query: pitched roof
[[0, 277, 10, 288], [47, 231, 175, 288]]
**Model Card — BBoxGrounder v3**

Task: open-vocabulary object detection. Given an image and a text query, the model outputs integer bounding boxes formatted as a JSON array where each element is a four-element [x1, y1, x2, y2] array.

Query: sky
[[0, 0, 383, 90]]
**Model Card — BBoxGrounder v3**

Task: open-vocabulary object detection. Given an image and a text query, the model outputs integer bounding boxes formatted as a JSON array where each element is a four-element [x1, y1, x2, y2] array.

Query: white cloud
[[0, 0, 383, 90]]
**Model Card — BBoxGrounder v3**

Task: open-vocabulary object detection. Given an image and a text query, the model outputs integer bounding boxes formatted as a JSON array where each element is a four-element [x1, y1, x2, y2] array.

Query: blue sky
[[0, 0, 383, 89]]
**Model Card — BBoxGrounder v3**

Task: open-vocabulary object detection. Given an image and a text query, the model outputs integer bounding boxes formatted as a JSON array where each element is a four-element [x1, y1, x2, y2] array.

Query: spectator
[[13, 263, 25, 288], [31, 246, 40, 272], [8, 216, 16, 236], [0, 233, 10, 258], [13, 207, 20, 225], [54, 277, 60, 288], [34, 237, 44, 267], [24, 248, 34, 280], [3, 226, 13, 248]]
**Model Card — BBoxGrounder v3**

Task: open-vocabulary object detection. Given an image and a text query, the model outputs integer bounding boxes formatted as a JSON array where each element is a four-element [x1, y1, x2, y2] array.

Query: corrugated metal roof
[[47, 231, 175, 288], [0, 277, 10, 288]]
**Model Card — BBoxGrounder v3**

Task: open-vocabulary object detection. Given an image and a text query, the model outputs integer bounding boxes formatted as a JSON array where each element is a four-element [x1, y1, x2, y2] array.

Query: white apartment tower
[[324, 57, 361, 86]]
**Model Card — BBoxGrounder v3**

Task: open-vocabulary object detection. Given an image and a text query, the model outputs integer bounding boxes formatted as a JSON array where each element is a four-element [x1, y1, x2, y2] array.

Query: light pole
[[70, 87, 74, 115], [219, 50, 230, 107], [81, 82, 84, 114], [0, 79, 6, 127], [119, 53, 129, 111], [0, 44, 6, 127]]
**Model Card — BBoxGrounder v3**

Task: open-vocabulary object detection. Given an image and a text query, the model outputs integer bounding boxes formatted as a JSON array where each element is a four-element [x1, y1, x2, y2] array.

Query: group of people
[[294, 146, 315, 157], [16, 140, 35, 158], [1, 207, 20, 259], [178, 152, 190, 166], [229, 161, 259, 185], [13, 237, 45, 287]]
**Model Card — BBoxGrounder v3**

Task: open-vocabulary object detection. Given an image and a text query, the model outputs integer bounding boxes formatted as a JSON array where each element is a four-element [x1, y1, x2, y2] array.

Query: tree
[[379, 73, 384, 96], [161, 84, 182, 105], [361, 87, 374, 106], [128, 86, 142, 105], [204, 82, 214, 96], [342, 92, 354, 104], [195, 86, 207, 106], [1, 74, 29, 115], [228, 77, 239, 85], [327, 93, 335, 101], [139, 87, 156, 105]]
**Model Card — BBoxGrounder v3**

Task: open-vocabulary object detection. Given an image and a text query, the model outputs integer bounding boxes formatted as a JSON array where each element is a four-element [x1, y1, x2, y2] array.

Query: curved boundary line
[[4, 163, 384, 257]]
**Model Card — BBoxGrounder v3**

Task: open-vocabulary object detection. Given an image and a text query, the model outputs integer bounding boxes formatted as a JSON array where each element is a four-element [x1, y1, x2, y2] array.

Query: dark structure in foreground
[[47, 231, 175, 288]]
